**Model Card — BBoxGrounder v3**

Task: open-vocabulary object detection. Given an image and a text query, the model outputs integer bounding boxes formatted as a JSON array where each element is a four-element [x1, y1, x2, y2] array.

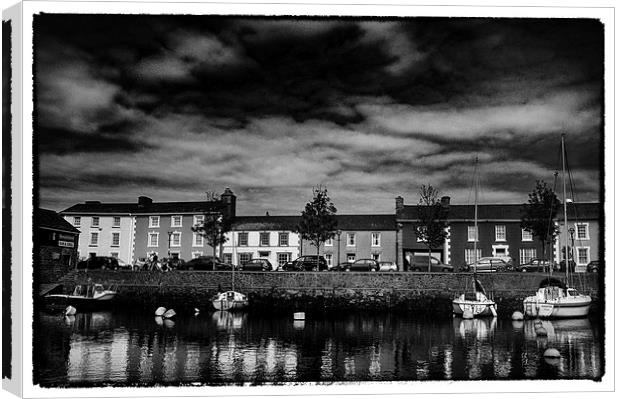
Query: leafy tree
[[192, 212, 231, 269], [521, 180, 561, 261], [414, 185, 449, 272], [295, 186, 338, 270]]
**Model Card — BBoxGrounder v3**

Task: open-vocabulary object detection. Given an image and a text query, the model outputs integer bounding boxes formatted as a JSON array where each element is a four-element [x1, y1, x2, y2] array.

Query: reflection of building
[[37, 208, 80, 284]]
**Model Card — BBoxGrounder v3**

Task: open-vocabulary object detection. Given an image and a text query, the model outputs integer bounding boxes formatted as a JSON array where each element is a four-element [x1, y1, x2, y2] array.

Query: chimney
[[220, 187, 236, 219], [266, 211, 270, 216], [137, 196, 153, 208], [440, 196, 451, 208], [395, 196, 404, 212]]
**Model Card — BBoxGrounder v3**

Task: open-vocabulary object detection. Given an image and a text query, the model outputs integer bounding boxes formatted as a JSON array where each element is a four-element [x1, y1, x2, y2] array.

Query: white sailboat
[[212, 230, 248, 311], [452, 157, 498, 318], [523, 135, 591, 319]]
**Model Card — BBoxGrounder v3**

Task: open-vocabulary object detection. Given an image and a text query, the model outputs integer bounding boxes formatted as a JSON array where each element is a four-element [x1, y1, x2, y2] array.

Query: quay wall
[[57, 270, 601, 318]]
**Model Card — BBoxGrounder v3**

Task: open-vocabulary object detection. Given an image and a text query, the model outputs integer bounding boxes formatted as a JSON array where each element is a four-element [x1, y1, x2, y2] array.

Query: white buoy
[[462, 309, 474, 319], [163, 309, 176, 318], [194, 307, 200, 316], [163, 319, 175, 329], [293, 312, 305, 320], [544, 348, 561, 358], [511, 311, 524, 321], [65, 305, 77, 316], [155, 306, 167, 316], [154, 316, 164, 326]]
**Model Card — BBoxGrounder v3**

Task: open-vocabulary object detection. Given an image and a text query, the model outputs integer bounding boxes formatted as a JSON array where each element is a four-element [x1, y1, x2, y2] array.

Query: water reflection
[[34, 311, 602, 386]]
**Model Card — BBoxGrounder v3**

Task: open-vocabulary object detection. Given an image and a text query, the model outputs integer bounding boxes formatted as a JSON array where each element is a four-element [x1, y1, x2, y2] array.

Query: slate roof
[[61, 200, 224, 215], [397, 202, 601, 222], [232, 214, 395, 231], [38, 208, 80, 234]]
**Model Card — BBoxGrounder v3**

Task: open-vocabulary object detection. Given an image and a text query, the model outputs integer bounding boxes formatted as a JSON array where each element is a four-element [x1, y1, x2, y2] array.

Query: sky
[[34, 15, 603, 215]]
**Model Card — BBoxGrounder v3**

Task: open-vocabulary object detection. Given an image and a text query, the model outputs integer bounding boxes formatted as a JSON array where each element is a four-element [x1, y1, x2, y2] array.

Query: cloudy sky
[[34, 15, 603, 215]]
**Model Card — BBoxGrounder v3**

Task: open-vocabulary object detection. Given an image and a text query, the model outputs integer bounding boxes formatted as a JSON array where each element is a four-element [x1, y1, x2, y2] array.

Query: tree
[[414, 185, 449, 272], [521, 180, 561, 261], [192, 212, 231, 269], [295, 186, 338, 270]]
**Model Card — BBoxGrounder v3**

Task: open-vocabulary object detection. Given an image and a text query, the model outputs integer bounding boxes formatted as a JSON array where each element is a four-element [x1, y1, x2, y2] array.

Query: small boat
[[523, 135, 591, 319], [212, 290, 248, 311], [44, 283, 117, 309]]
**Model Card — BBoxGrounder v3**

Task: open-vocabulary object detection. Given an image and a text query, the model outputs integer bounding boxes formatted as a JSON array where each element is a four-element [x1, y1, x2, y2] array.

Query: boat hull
[[452, 299, 496, 317], [212, 291, 248, 311], [43, 293, 117, 311], [523, 297, 591, 319]]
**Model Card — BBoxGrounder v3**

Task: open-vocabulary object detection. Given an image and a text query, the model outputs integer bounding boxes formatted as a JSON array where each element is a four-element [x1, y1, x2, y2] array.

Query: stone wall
[[58, 270, 600, 318], [39, 245, 78, 284]]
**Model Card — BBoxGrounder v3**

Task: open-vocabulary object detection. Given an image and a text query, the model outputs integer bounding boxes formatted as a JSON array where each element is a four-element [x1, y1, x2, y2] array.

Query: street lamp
[[167, 230, 173, 258], [336, 230, 342, 266]]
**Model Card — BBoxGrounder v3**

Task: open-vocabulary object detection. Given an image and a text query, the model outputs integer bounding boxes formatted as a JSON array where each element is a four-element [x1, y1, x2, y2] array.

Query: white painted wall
[[65, 215, 134, 264], [222, 230, 301, 269]]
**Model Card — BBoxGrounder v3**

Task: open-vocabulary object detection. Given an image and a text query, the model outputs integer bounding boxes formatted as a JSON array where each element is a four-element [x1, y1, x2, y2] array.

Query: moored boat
[[212, 290, 249, 311], [44, 283, 117, 310]]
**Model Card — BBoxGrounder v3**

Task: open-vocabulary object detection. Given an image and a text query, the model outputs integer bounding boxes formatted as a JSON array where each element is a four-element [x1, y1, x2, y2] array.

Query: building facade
[[556, 202, 601, 272], [37, 208, 80, 284]]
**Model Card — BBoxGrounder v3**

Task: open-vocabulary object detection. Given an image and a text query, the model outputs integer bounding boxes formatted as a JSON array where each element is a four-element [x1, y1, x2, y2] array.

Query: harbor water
[[34, 310, 603, 386]]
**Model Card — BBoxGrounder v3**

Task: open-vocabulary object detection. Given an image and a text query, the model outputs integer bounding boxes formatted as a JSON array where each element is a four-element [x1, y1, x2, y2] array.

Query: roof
[[61, 200, 224, 215], [397, 202, 601, 222], [38, 208, 80, 234], [232, 214, 395, 231]]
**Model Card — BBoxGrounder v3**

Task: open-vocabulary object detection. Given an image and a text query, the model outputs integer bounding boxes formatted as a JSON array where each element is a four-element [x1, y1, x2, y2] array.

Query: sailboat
[[452, 157, 498, 318], [522, 135, 591, 319], [211, 230, 249, 311]]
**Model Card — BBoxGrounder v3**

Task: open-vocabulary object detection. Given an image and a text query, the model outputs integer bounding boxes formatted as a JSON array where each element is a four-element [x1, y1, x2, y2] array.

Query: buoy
[[163, 309, 176, 318], [535, 326, 548, 336], [293, 312, 305, 320], [64, 315, 75, 326], [544, 348, 561, 358], [462, 309, 474, 319], [155, 306, 167, 316], [511, 311, 524, 321], [293, 320, 305, 330], [154, 316, 163, 326], [194, 307, 200, 316], [65, 306, 77, 316], [163, 319, 175, 328]]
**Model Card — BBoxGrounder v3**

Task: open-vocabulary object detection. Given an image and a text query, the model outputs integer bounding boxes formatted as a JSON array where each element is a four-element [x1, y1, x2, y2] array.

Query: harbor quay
[[52, 270, 601, 319]]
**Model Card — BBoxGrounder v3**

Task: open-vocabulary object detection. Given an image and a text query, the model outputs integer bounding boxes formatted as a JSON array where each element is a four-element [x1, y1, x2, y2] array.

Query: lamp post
[[167, 230, 173, 258], [336, 230, 342, 266]]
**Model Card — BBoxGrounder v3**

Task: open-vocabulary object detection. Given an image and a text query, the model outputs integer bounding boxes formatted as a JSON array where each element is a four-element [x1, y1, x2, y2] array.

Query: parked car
[[181, 256, 233, 271], [518, 258, 552, 273], [284, 255, 328, 271], [77, 256, 120, 270], [329, 262, 353, 272], [165, 257, 186, 270], [242, 258, 273, 271], [586, 260, 601, 273], [461, 257, 508, 273], [349, 259, 380, 272], [378, 261, 398, 272], [409, 255, 453, 272], [559, 259, 576, 273]]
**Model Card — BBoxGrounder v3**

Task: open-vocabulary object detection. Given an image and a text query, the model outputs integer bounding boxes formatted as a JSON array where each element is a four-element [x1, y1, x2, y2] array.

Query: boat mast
[[561, 134, 570, 287], [473, 156, 479, 276]]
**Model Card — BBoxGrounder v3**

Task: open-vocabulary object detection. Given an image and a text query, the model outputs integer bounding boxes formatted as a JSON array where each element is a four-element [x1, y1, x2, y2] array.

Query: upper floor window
[[238, 232, 248, 246], [91, 217, 100, 227], [521, 229, 533, 242], [577, 247, 590, 265], [576, 223, 590, 240], [171, 232, 181, 247], [111, 232, 120, 247], [171, 215, 182, 227], [279, 232, 289, 247], [467, 226, 478, 242], [194, 215, 204, 226], [89, 232, 99, 246], [324, 238, 334, 247], [193, 233, 204, 247], [347, 233, 356, 246], [371, 232, 381, 247], [73, 216, 81, 227], [148, 232, 159, 247], [495, 225, 506, 241], [260, 232, 270, 246], [112, 216, 121, 227], [149, 216, 160, 228]]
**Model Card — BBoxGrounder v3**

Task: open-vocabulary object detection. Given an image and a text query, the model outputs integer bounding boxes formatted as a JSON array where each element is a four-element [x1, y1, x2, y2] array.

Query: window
[[347, 233, 356, 246], [171, 232, 181, 247], [91, 217, 100, 227], [519, 248, 537, 265], [495, 225, 506, 241], [171, 215, 182, 227], [279, 232, 289, 247], [277, 252, 292, 266], [149, 216, 160, 228], [194, 215, 204, 226], [259, 251, 270, 258], [522, 229, 533, 242], [372, 253, 381, 261], [577, 247, 590, 265], [260, 232, 270, 246], [222, 253, 232, 264], [371, 232, 381, 247], [193, 233, 204, 247], [238, 253, 252, 264], [191, 251, 203, 259], [112, 216, 121, 227], [576, 223, 589, 240], [110, 252, 119, 259], [465, 248, 482, 264], [73, 216, 81, 227], [148, 232, 159, 247], [325, 253, 333, 267], [325, 238, 334, 247], [347, 253, 356, 262], [111, 232, 120, 247], [467, 226, 478, 242], [238, 232, 249, 246], [89, 232, 99, 246]]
